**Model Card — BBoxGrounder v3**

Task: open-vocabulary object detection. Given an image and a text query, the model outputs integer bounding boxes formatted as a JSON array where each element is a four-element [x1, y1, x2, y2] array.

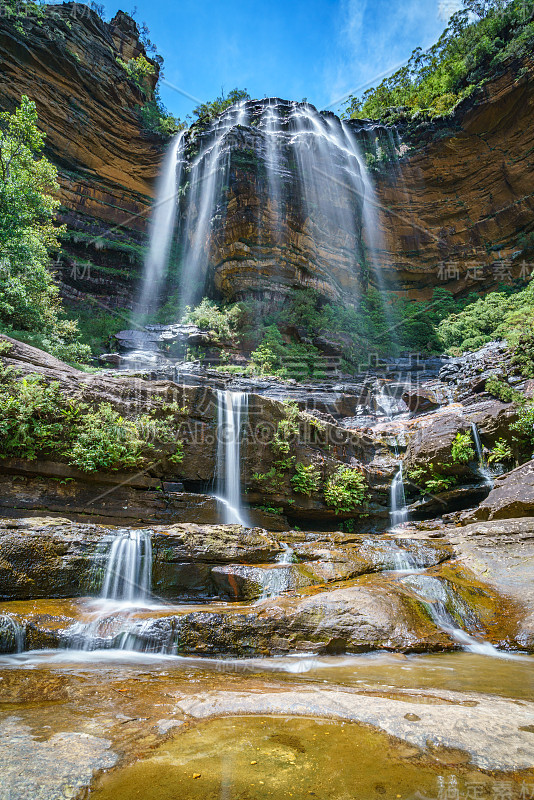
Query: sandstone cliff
[[0, 2, 162, 310], [0, 4, 532, 313]]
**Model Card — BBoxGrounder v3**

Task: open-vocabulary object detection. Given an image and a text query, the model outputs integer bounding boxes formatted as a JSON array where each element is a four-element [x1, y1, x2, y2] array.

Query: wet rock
[[401, 386, 441, 414], [447, 516, 534, 649], [403, 410, 473, 479], [462, 460, 534, 522], [0, 717, 117, 800]]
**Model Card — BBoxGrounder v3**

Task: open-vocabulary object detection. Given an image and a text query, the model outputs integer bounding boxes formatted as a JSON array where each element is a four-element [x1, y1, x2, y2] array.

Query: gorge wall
[[0, 2, 161, 310], [0, 4, 532, 312]]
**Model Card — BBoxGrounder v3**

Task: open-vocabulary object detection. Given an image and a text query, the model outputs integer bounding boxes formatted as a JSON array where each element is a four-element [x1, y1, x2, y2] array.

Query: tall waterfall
[[137, 99, 388, 319], [389, 466, 409, 529], [215, 390, 250, 526], [100, 530, 152, 602], [137, 131, 185, 316]]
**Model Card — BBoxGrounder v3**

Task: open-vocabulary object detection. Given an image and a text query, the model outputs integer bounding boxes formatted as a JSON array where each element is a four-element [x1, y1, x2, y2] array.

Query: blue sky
[[100, 0, 462, 119]]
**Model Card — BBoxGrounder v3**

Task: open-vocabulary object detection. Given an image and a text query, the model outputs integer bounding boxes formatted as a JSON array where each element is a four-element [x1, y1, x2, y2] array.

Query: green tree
[[0, 96, 90, 363], [191, 88, 251, 123]]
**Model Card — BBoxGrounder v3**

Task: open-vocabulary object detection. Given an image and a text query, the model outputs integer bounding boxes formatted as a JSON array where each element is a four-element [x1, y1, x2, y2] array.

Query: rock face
[[0, 517, 452, 602], [2, 6, 532, 312], [463, 460, 534, 522], [0, 3, 162, 309], [0, 514, 526, 656], [447, 517, 534, 649], [374, 59, 534, 297], [0, 335, 390, 525]]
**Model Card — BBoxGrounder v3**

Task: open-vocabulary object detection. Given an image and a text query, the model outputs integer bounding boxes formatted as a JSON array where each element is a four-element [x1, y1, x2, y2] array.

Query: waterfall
[[389, 466, 409, 529], [137, 131, 185, 317], [260, 102, 283, 242], [65, 530, 155, 652], [402, 575, 514, 659], [135, 99, 394, 322], [179, 101, 248, 312], [471, 423, 494, 488], [0, 615, 25, 654], [100, 530, 152, 602], [215, 390, 250, 526]]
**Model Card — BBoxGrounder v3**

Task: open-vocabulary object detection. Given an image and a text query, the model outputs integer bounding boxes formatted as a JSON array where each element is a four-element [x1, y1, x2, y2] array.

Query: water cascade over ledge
[[136, 99, 391, 318], [215, 390, 250, 526]]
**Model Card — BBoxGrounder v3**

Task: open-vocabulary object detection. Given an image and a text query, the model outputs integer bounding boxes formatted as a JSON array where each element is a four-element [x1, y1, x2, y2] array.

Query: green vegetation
[[272, 401, 301, 455], [184, 299, 245, 344], [451, 431, 476, 463], [190, 89, 251, 123], [511, 330, 534, 378], [343, 0, 534, 122], [407, 467, 459, 494], [0, 0, 45, 33], [291, 463, 322, 496], [0, 364, 183, 472], [116, 51, 183, 137], [437, 280, 534, 354], [250, 324, 326, 381], [510, 402, 534, 447], [0, 97, 89, 364], [485, 376, 523, 403], [487, 438, 514, 465], [324, 467, 369, 514], [186, 286, 482, 381]]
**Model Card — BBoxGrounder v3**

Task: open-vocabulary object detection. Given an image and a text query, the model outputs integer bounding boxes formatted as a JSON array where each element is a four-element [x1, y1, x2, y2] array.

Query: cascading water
[[137, 131, 185, 317], [402, 574, 515, 659], [179, 101, 248, 311], [389, 466, 409, 529], [0, 614, 25, 654], [100, 530, 153, 603], [66, 530, 155, 652], [136, 98, 393, 323], [471, 423, 494, 488], [215, 390, 250, 526]]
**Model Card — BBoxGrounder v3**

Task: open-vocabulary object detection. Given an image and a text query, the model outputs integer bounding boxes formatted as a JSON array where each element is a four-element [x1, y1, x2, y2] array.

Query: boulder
[[463, 460, 534, 522], [401, 386, 441, 413], [404, 410, 472, 478]]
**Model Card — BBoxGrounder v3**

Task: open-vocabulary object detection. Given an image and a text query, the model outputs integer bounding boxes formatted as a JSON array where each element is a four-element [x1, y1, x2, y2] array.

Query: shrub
[[272, 401, 301, 455], [324, 467, 369, 513], [510, 402, 534, 447], [184, 299, 245, 343], [511, 329, 534, 378], [451, 431, 475, 463], [424, 473, 458, 494], [485, 376, 523, 403], [291, 463, 322, 496], [487, 438, 514, 465], [0, 371, 183, 471]]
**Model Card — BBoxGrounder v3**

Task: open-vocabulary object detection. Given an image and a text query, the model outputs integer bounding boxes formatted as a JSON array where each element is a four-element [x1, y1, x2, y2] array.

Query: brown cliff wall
[[0, 2, 163, 310], [374, 56, 534, 298]]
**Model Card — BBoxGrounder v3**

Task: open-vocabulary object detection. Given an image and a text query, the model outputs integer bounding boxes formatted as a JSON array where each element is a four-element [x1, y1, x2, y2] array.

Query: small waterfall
[[137, 131, 185, 316], [389, 466, 409, 529], [65, 530, 154, 652], [402, 575, 512, 659], [100, 530, 152, 602], [471, 423, 494, 488], [0, 614, 25, 654], [215, 390, 250, 526], [258, 547, 295, 600]]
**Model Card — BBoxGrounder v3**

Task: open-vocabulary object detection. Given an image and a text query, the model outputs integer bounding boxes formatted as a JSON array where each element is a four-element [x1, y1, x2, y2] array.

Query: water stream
[[389, 465, 409, 530], [471, 422, 494, 488], [137, 132, 185, 317], [215, 390, 250, 526]]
